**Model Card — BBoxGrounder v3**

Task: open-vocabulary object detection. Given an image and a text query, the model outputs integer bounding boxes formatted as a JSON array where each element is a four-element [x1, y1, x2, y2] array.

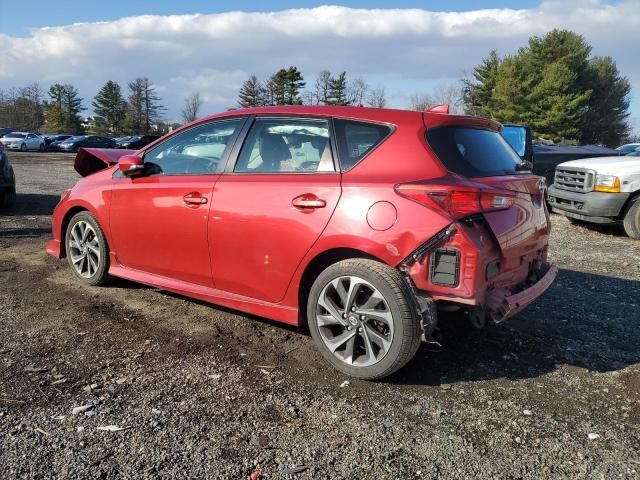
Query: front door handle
[[183, 192, 208, 205], [292, 194, 327, 209]]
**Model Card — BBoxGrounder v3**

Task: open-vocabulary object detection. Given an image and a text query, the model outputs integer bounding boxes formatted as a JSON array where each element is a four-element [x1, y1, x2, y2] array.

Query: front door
[[109, 118, 244, 287], [210, 117, 341, 303]]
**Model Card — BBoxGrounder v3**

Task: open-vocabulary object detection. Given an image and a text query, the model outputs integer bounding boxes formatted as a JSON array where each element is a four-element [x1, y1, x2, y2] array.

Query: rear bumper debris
[[486, 263, 558, 322]]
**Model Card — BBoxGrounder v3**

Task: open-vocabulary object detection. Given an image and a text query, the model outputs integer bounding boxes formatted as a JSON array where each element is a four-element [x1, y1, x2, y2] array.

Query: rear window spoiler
[[74, 148, 137, 177]]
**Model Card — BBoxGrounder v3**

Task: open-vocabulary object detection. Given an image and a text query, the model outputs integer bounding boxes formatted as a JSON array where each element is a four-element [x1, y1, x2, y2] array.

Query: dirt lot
[[1, 151, 639, 479]]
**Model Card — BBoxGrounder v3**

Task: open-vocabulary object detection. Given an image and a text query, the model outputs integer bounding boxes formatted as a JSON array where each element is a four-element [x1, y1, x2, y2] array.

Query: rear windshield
[[426, 126, 521, 178]]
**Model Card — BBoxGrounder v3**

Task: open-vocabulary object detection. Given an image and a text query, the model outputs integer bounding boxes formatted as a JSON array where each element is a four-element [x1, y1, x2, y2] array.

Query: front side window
[[333, 119, 392, 170], [143, 119, 242, 175], [234, 118, 334, 173]]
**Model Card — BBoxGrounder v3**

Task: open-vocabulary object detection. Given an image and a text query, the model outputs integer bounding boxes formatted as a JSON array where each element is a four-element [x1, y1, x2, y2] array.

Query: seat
[[258, 134, 291, 172]]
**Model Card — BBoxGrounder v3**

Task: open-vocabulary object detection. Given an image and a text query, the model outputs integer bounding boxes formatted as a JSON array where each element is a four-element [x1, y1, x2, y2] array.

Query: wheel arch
[[59, 206, 108, 257], [297, 247, 383, 327], [621, 189, 640, 215]]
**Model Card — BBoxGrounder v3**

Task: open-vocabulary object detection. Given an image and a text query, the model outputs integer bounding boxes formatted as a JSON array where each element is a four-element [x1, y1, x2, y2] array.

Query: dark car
[[44, 134, 73, 150], [0, 142, 16, 208], [50, 135, 116, 153], [0, 128, 16, 138], [116, 135, 161, 150]]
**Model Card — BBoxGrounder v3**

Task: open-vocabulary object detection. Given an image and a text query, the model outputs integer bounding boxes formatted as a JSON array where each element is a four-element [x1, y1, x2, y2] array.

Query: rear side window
[[333, 119, 392, 170], [427, 127, 520, 178]]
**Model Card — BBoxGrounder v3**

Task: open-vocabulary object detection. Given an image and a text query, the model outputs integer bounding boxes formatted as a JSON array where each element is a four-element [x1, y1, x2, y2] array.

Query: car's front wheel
[[307, 259, 421, 380], [38, 143, 45, 152], [65, 212, 110, 285], [623, 196, 640, 239], [20, 143, 26, 152]]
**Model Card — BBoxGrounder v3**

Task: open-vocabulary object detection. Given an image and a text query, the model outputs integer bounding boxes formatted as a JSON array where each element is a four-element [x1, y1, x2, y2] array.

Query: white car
[[0, 132, 45, 152], [547, 149, 640, 238]]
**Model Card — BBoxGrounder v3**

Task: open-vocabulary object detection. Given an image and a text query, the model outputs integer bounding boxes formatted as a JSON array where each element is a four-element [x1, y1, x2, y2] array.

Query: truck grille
[[554, 167, 594, 192]]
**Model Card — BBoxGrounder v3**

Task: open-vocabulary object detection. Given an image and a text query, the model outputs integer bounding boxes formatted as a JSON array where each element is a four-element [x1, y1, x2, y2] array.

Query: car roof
[[181, 105, 502, 134]]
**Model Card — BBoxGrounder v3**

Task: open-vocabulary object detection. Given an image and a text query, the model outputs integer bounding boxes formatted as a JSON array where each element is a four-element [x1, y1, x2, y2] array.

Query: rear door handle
[[292, 194, 326, 209], [183, 192, 208, 205]]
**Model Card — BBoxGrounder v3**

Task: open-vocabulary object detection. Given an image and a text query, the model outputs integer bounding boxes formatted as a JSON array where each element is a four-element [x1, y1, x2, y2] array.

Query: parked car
[[548, 148, 640, 238], [616, 143, 640, 154], [46, 106, 556, 379], [44, 134, 73, 150], [0, 128, 16, 138], [49, 135, 116, 153], [0, 131, 45, 151], [116, 135, 161, 150], [0, 141, 16, 208], [501, 125, 622, 187]]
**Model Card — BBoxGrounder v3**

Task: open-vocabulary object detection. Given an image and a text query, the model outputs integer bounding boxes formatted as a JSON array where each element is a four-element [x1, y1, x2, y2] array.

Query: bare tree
[[181, 92, 203, 123], [410, 83, 465, 114], [313, 70, 332, 105], [347, 76, 369, 106], [367, 84, 387, 108]]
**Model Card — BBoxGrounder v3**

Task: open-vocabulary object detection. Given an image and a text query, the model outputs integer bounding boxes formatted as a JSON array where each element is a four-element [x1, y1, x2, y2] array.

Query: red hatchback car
[[47, 106, 556, 379]]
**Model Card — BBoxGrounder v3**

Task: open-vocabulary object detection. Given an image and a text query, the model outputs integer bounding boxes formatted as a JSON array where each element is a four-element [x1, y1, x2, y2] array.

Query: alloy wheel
[[68, 220, 101, 278], [315, 276, 394, 367]]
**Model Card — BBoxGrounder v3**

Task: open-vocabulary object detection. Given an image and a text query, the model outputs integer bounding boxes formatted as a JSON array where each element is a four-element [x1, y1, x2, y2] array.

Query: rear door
[[109, 118, 244, 287], [209, 116, 341, 303]]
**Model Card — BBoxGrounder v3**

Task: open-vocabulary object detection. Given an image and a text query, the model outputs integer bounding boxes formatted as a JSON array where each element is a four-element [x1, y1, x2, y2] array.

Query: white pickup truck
[[547, 150, 640, 239]]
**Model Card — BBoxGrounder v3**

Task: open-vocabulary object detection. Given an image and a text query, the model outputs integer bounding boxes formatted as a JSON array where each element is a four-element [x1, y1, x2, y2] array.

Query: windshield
[[618, 144, 640, 154], [501, 125, 527, 157], [5, 133, 26, 139], [65, 136, 86, 142], [427, 126, 521, 178]]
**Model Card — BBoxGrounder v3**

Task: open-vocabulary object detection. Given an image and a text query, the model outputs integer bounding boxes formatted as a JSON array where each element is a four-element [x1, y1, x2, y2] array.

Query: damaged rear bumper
[[486, 263, 557, 322]]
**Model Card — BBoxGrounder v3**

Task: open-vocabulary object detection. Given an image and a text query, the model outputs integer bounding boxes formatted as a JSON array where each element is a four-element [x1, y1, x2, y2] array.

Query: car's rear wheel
[[622, 196, 640, 239], [65, 212, 110, 285], [38, 143, 45, 152], [307, 259, 421, 380]]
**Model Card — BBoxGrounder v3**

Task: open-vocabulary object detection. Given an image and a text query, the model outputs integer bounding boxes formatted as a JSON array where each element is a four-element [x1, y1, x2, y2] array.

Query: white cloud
[[0, 1, 639, 122]]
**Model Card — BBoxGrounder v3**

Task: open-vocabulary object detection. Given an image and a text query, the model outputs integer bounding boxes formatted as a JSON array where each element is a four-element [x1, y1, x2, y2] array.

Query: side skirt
[[107, 262, 299, 326]]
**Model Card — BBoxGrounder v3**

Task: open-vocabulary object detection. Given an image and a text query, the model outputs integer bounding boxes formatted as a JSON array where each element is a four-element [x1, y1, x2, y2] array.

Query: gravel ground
[[1, 152, 639, 479]]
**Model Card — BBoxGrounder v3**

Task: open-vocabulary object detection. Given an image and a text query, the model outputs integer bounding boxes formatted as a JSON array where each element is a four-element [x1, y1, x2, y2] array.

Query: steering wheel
[[300, 161, 319, 172]]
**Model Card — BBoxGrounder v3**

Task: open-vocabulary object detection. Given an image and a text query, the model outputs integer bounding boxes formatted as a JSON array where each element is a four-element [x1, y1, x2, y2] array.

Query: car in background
[[0, 132, 45, 151], [616, 143, 640, 154], [47, 105, 556, 379], [0, 141, 16, 208], [0, 128, 16, 138], [548, 147, 640, 238], [44, 134, 73, 150], [116, 135, 161, 150], [49, 135, 116, 153]]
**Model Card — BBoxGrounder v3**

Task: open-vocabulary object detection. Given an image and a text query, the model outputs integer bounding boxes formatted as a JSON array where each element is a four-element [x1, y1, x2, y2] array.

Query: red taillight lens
[[395, 183, 514, 220]]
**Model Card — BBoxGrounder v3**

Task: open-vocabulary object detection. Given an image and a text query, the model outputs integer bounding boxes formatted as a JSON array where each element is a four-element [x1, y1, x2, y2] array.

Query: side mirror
[[118, 154, 144, 177]]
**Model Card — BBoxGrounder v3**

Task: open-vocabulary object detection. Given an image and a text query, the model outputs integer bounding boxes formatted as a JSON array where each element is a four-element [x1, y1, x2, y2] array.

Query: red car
[[46, 106, 556, 379]]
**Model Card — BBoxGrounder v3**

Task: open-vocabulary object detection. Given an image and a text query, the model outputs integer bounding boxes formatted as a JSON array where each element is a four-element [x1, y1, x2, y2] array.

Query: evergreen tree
[[124, 78, 164, 134], [238, 75, 264, 107], [44, 83, 84, 133], [92, 80, 126, 135], [464, 30, 630, 144], [327, 72, 348, 105], [284, 66, 305, 105]]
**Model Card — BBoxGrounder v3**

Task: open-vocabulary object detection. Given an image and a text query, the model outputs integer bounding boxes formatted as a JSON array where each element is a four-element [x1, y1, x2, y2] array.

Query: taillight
[[395, 182, 514, 220]]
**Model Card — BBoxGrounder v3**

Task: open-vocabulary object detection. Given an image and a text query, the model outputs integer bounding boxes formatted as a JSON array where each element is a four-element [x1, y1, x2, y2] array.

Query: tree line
[[237, 67, 387, 108], [0, 78, 167, 136]]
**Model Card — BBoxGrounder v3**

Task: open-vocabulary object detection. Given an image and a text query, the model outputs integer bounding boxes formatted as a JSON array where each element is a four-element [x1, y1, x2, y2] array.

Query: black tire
[[64, 211, 110, 286], [38, 143, 45, 152], [20, 143, 26, 152], [307, 259, 422, 380], [622, 196, 640, 239], [0, 187, 16, 209]]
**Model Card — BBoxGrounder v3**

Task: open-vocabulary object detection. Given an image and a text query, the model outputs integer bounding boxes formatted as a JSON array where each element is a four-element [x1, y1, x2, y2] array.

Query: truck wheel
[[622, 196, 640, 239], [65, 212, 110, 285], [307, 259, 422, 380]]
